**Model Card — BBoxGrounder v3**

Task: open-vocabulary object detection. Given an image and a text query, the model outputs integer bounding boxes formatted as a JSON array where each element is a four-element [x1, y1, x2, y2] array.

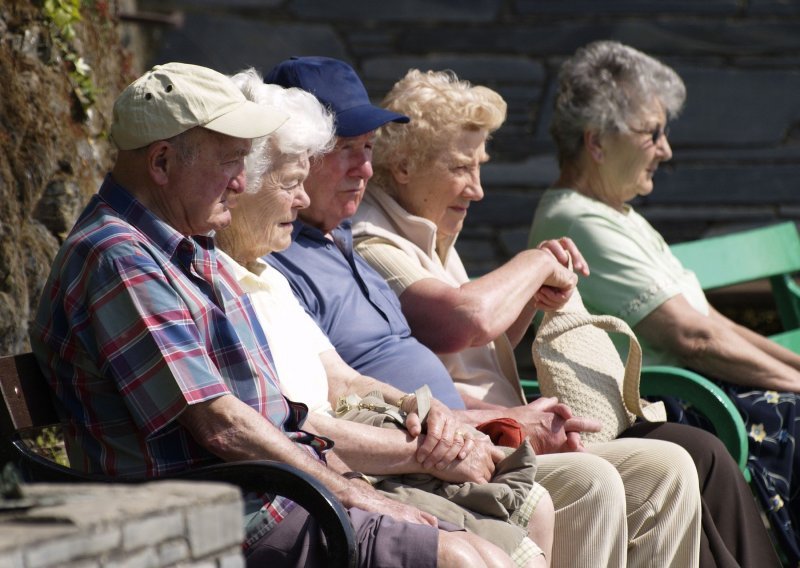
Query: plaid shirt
[[31, 175, 330, 541]]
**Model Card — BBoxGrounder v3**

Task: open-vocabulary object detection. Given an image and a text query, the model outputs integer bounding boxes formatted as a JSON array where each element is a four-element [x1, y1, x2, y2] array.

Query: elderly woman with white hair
[[214, 68, 555, 568], [352, 66, 778, 567]]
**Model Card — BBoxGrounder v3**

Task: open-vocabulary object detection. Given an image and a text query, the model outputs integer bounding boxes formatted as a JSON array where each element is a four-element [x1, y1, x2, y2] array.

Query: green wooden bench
[[671, 221, 800, 349]]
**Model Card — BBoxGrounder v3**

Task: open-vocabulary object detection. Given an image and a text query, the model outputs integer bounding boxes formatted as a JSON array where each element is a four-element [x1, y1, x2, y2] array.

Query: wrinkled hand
[[536, 237, 590, 276], [420, 436, 505, 484], [347, 481, 438, 526], [508, 396, 601, 454], [533, 282, 574, 311], [530, 240, 584, 311], [405, 397, 476, 467]]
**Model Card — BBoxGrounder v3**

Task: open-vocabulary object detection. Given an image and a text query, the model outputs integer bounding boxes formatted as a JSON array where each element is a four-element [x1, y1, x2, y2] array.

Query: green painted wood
[[671, 221, 800, 330]]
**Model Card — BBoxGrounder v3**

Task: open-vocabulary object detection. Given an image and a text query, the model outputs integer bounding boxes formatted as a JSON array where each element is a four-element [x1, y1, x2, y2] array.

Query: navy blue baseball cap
[[265, 56, 409, 137]]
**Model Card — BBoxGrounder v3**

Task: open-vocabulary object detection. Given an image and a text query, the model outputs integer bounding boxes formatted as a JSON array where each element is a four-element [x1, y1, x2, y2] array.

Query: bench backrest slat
[[0, 353, 60, 435], [670, 221, 800, 337], [671, 221, 800, 291]]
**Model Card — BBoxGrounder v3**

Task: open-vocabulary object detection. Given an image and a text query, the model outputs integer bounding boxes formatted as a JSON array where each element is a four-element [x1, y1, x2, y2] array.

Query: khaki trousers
[[536, 437, 701, 568]]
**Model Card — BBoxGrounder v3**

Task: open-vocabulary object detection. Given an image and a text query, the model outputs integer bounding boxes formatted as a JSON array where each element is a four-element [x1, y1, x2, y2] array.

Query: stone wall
[[0, 481, 244, 567], [0, 1, 137, 356], [4, 0, 799, 357], [136, 0, 800, 274]]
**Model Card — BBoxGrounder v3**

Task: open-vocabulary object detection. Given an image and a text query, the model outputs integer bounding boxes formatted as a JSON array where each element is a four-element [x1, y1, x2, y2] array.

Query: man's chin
[[343, 200, 362, 219]]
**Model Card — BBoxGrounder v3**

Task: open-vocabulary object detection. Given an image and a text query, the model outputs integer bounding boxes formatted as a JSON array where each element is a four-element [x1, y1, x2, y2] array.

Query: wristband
[[343, 471, 372, 485]]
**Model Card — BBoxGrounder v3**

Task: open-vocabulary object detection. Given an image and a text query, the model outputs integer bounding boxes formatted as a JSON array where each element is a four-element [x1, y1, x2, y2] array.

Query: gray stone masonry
[[128, 0, 800, 376], [133, 0, 800, 270], [0, 481, 244, 568]]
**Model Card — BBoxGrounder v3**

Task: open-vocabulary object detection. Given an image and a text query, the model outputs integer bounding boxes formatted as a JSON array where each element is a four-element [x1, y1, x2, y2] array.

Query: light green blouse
[[528, 188, 709, 366]]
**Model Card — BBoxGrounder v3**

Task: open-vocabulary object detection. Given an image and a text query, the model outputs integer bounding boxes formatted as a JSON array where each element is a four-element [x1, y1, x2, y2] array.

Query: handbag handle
[[538, 308, 664, 422]]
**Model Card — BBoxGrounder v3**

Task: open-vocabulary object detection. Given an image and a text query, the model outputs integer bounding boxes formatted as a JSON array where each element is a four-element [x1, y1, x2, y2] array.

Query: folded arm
[[634, 294, 800, 392], [399, 247, 580, 353], [711, 306, 800, 372], [320, 348, 476, 463], [178, 393, 437, 525], [306, 411, 502, 483]]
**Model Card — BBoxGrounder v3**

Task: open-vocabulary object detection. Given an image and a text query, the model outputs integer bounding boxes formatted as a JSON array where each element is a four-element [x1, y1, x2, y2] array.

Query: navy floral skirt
[[662, 383, 800, 565]]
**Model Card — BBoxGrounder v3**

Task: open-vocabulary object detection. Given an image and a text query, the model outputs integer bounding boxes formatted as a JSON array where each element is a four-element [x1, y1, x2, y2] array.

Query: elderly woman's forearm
[[402, 249, 561, 352], [319, 349, 409, 407], [721, 312, 800, 371], [673, 327, 800, 391]]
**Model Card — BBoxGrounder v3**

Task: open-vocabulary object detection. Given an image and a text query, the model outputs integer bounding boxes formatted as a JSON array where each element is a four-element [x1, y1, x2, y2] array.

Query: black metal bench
[[0, 352, 356, 567]]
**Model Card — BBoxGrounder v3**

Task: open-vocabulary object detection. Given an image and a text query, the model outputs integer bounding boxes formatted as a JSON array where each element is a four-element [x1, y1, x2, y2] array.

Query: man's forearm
[[178, 394, 369, 506]]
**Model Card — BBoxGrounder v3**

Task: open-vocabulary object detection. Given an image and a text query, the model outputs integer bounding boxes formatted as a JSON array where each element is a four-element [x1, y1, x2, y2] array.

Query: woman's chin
[[267, 236, 292, 253]]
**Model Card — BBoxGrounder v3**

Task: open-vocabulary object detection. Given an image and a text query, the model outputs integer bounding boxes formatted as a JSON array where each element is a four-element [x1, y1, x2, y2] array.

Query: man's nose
[[352, 156, 373, 180], [229, 169, 247, 193]]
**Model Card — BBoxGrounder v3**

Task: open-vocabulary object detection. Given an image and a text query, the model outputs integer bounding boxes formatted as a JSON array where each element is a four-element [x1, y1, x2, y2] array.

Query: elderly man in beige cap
[[30, 62, 512, 567]]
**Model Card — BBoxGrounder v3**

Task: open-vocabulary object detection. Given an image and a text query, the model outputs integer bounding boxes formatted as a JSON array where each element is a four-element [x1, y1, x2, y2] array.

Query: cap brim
[[335, 104, 409, 137], [204, 100, 288, 140]]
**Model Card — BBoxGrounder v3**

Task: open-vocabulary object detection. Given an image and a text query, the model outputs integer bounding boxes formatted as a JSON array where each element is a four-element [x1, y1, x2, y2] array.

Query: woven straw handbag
[[532, 288, 666, 445]]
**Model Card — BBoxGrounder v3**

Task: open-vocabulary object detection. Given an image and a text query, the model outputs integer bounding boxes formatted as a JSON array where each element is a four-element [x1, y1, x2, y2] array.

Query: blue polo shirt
[[267, 220, 466, 409]]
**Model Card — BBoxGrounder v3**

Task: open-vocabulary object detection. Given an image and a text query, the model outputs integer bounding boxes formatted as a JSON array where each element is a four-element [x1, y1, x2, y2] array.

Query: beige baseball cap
[[110, 62, 288, 150]]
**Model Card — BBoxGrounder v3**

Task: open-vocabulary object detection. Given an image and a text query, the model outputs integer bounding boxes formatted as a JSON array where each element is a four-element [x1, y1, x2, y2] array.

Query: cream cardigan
[[352, 185, 526, 407]]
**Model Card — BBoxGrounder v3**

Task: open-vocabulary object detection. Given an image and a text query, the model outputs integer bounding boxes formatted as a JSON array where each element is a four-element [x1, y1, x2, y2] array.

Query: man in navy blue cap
[[266, 56, 409, 237], [265, 57, 471, 409]]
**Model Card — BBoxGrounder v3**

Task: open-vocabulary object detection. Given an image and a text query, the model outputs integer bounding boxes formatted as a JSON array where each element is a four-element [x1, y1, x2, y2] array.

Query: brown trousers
[[620, 421, 780, 568]]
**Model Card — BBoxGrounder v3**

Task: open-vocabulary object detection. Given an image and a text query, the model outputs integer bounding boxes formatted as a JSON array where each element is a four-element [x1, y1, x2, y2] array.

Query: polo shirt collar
[[292, 218, 353, 246]]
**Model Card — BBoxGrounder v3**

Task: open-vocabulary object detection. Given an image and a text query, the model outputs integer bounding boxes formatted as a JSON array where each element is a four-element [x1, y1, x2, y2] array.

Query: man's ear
[[584, 130, 604, 162], [146, 141, 171, 185]]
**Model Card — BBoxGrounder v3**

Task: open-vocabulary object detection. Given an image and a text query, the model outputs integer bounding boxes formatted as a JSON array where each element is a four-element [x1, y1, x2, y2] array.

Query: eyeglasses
[[629, 124, 670, 145]]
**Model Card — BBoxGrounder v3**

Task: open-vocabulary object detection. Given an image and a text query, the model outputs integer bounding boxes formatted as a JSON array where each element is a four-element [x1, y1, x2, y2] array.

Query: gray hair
[[550, 40, 686, 166], [229, 68, 336, 193]]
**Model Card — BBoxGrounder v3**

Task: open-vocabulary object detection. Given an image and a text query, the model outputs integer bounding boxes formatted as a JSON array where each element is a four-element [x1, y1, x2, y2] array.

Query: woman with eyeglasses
[[530, 39, 800, 563]]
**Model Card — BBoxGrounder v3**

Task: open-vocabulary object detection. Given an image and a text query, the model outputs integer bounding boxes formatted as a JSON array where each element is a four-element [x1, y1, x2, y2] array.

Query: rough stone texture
[[186, 502, 244, 558], [0, 1, 136, 356], [132, 0, 800, 260], [5, 0, 800, 381], [123, 512, 184, 551], [0, 481, 244, 568]]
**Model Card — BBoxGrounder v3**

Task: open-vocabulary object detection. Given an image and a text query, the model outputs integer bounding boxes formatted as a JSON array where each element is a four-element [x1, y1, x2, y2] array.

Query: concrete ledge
[[0, 481, 244, 568]]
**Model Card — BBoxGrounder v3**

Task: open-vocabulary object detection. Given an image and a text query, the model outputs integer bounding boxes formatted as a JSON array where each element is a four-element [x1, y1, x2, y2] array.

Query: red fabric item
[[476, 417, 525, 448]]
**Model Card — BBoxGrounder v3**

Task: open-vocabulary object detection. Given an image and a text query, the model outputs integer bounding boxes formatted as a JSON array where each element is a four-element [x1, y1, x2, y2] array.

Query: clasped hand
[[405, 397, 503, 483], [509, 396, 601, 454], [534, 237, 591, 311]]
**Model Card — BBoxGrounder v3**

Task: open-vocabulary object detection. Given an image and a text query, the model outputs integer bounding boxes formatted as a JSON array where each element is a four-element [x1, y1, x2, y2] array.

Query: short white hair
[[229, 68, 336, 193]]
